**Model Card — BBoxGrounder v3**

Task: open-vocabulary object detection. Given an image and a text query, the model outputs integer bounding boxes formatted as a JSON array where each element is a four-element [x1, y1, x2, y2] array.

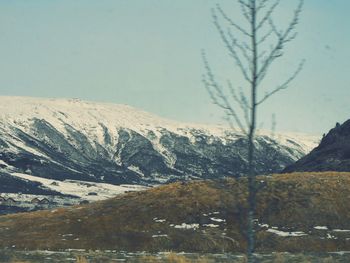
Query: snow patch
[[267, 228, 307, 237], [210, 217, 226, 223], [314, 226, 328, 230], [172, 223, 199, 230], [326, 233, 338, 239], [332, 229, 350, 232], [153, 218, 166, 223], [10, 172, 147, 201]]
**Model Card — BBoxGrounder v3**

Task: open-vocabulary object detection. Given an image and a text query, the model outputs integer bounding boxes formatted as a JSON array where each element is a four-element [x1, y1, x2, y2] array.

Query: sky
[[0, 0, 349, 135]]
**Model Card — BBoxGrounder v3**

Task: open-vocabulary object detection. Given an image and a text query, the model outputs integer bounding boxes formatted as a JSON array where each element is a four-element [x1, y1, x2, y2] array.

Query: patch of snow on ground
[[258, 223, 269, 228], [327, 233, 337, 239], [330, 251, 350, 255], [332, 229, 350, 232], [61, 234, 74, 237], [314, 226, 328, 230], [10, 172, 148, 201], [153, 218, 166, 223], [267, 228, 307, 237], [210, 217, 226, 223], [172, 223, 199, 230]]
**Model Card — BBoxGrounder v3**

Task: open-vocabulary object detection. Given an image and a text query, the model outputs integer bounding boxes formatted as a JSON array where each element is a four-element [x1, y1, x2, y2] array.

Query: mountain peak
[[319, 120, 350, 147]]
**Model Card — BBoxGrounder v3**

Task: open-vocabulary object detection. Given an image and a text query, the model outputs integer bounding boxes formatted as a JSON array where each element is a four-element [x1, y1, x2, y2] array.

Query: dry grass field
[[0, 172, 350, 253]]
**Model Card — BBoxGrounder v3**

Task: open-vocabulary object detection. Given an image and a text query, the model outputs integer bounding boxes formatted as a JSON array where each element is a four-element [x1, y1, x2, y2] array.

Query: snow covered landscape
[[0, 0, 349, 260], [0, 96, 320, 213]]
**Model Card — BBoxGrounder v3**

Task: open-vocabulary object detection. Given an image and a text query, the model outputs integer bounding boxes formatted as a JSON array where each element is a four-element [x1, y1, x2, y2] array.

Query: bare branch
[[239, 0, 251, 9], [202, 51, 247, 135], [223, 115, 240, 134], [239, 0, 251, 21], [212, 9, 252, 83], [242, 41, 253, 52], [216, 4, 252, 37], [257, 28, 273, 45], [285, 31, 298, 43], [256, 59, 305, 105], [256, 0, 280, 31], [227, 30, 252, 70], [227, 81, 250, 126], [257, 50, 267, 60], [268, 17, 281, 38], [257, 0, 303, 84], [256, 0, 269, 12]]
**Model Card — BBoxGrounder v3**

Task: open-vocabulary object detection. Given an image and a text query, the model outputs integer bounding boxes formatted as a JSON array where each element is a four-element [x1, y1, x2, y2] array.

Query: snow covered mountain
[[0, 96, 319, 200]]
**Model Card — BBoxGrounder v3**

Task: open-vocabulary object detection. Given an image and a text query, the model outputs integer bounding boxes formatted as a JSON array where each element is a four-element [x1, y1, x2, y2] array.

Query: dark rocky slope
[[284, 120, 350, 173]]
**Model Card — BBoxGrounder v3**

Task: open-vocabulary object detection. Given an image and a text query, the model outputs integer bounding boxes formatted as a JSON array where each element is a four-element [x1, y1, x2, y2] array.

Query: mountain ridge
[[0, 96, 319, 205]]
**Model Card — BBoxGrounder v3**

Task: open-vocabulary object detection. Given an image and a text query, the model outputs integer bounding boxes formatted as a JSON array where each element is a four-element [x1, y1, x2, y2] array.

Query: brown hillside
[[0, 172, 350, 252]]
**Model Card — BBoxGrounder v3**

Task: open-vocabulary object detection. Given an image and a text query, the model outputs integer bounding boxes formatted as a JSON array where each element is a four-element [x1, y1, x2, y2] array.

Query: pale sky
[[0, 0, 349, 134]]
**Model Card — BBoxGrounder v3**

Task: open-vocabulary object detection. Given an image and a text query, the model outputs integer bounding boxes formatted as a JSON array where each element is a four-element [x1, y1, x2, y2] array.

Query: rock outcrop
[[284, 120, 350, 173]]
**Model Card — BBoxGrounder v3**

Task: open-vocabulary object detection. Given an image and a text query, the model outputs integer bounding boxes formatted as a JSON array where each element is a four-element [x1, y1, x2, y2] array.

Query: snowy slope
[[0, 96, 316, 152], [0, 96, 319, 192], [10, 173, 147, 201]]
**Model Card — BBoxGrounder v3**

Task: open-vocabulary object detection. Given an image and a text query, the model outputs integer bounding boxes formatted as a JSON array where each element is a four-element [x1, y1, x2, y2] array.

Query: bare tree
[[202, 0, 304, 261]]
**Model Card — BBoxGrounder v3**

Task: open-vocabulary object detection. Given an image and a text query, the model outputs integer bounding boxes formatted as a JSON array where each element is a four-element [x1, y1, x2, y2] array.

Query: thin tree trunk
[[247, 1, 257, 262], [203, 1, 303, 261]]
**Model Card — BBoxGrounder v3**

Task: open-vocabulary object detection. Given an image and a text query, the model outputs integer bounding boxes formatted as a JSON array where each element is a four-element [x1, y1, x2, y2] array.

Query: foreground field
[[1, 172, 350, 252], [1, 249, 350, 263]]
